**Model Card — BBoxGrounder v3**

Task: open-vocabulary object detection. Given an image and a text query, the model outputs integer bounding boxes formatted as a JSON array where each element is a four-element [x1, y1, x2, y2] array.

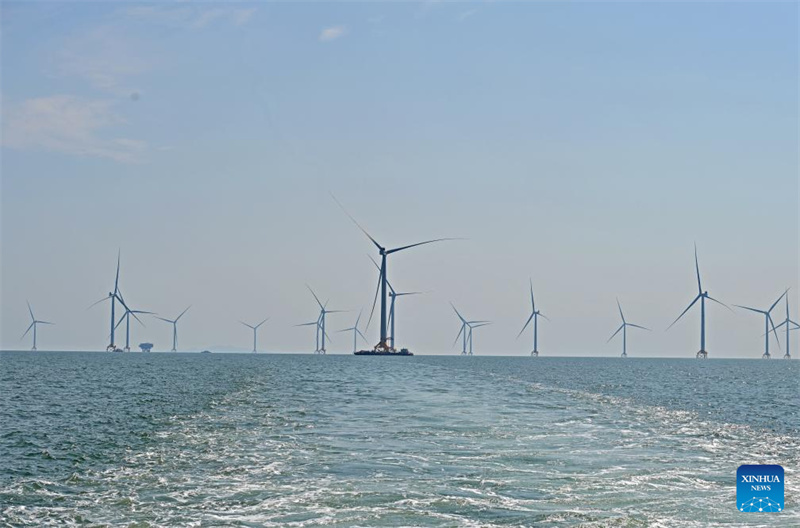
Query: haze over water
[[1, 352, 797, 526]]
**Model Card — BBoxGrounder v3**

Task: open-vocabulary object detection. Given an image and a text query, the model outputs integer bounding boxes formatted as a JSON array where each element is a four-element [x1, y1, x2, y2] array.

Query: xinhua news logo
[[737, 464, 784, 513]]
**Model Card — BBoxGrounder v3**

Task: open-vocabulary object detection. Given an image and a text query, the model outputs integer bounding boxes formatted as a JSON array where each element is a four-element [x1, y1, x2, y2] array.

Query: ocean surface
[[1, 352, 798, 527]]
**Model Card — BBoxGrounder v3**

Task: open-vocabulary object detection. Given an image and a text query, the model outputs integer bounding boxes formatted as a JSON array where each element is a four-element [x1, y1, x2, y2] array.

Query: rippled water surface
[[1, 352, 798, 526]]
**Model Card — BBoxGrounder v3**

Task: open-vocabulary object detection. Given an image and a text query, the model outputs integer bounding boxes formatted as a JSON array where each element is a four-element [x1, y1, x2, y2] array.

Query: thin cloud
[[56, 26, 149, 96], [124, 6, 257, 29], [458, 10, 478, 22], [319, 25, 347, 42], [2, 95, 147, 163]]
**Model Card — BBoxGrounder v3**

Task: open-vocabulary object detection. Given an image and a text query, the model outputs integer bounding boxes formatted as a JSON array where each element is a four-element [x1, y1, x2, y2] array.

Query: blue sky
[[1, 1, 797, 356]]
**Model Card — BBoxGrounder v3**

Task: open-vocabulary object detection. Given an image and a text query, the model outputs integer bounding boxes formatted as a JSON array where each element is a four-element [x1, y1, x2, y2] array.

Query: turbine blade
[[155, 316, 174, 323], [626, 323, 650, 331], [114, 249, 121, 293], [356, 329, 369, 343], [115, 293, 131, 313], [365, 271, 382, 331], [37, 321, 55, 325], [337, 327, 355, 332], [386, 238, 459, 255], [88, 295, 110, 309], [516, 313, 535, 339], [452, 324, 465, 348], [607, 324, 624, 343], [20, 322, 35, 340], [616, 298, 625, 323], [295, 321, 319, 327], [330, 192, 383, 251], [769, 289, 789, 313], [176, 305, 191, 321], [114, 315, 126, 331], [538, 313, 551, 322], [694, 243, 702, 294], [529, 278, 535, 313], [734, 304, 767, 315], [27, 301, 35, 321], [129, 311, 144, 326], [769, 314, 781, 351], [240, 321, 255, 329], [355, 308, 363, 329], [306, 284, 325, 310], [707, 296, 733, 312], [667, 294, 701, 330], [450, 302, 466, 323], [255, 318, 269, 328]]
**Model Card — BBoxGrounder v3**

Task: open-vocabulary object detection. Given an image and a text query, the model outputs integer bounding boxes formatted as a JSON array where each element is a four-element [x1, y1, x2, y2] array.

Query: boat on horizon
[[355, 348, 413, 356]]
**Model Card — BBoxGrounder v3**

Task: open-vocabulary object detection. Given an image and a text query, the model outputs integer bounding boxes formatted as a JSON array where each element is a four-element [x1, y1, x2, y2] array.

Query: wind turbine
[[338, 309, 369, 353], [667, 245, 731, 358], [734, 290, 787, 359], [369, 255, 424, 350], [240, 318, 268, 353], [607, 299, 649, 357], [21, 301, 54, 351], [332, 194, 456, 353], [773, 292, 800, 359], [466, 321, 491, 356], [306, 285, 343, 354], [517, 279, 549, 356], [295, 316, 323, 353], [89, 250, 126, 351], [113, 290, 152, 352], [451, 303, 489, 355], [155, 306, 191, 352]]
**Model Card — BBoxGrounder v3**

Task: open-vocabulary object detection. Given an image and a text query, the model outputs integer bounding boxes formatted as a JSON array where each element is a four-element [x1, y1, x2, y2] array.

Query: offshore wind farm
[[1, 2, 797, 527], [8, 233, 800, 358]]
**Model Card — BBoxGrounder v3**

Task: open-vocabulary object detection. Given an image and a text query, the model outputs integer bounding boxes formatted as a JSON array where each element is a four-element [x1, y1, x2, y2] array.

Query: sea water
[[1, 352, 797, 526]]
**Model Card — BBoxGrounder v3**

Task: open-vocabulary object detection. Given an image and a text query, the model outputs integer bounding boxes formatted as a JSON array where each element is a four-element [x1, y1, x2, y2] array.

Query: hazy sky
[[2, 1, 798, 357]]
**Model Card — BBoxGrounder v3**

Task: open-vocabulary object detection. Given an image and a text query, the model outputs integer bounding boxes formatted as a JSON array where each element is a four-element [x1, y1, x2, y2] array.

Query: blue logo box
[[737, 464, 784, 513]]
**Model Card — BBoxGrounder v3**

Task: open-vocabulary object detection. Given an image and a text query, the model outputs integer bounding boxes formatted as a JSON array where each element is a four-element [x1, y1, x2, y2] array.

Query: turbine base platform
[[531, 350, 539, 357], [696, 350, 708, 359], [785, 353, 792, 359], [621, 352, 627, 358], [355, 348, 413, 356], [763, 352, 771, 359]]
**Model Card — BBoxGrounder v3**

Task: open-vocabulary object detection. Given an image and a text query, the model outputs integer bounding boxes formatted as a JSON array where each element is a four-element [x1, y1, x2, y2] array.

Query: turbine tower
[[240, 318, 268, 353], [338, 309, 369, 353], [21, 301, 54, 351], [774, 292, 800, 359], [369, 255, 424, 349], [155, 306, 190, 352], [451, 303, 489, 355], [517, 279, 549, 356], [296, 316, 323, 353], [113, 290, 152, 352], [734, 290, 787, 359], [607, 299, 649, 357], [306, 285, 343, 354], [332, 194, 455, 353], [667, 244, 731, 358], [466, 321, 491, 356], [89, 250, 126, 351]]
